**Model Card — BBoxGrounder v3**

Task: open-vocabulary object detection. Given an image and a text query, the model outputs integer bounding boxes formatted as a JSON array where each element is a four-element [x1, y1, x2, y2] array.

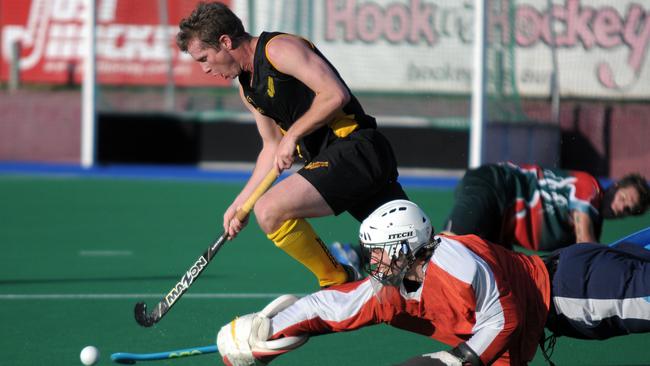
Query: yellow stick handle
[[236, 168, 280, 221]]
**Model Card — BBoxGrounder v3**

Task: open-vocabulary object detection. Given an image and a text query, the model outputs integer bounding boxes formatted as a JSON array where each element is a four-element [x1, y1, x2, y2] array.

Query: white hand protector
[[217, 295, 308, 366], [217, 313, 262, 366], [421, 351, 463, 366]]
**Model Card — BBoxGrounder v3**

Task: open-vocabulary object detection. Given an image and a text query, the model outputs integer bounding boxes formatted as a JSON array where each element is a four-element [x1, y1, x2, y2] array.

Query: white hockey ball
[[80, 345, 100, 365]]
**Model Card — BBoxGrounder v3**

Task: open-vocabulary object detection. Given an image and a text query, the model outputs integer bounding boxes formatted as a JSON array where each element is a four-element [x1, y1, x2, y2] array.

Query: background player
[[176, 2, 407, 287], [216, 200, 650, 366], [443, 162, 650, 251]]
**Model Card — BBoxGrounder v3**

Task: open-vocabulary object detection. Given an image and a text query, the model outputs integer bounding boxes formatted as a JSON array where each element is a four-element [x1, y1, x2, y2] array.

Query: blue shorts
[[546, 243, 650, 339]]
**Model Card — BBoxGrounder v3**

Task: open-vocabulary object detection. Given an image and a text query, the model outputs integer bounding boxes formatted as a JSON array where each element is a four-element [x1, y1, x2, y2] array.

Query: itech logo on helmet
[[388, 231, 413, 240]]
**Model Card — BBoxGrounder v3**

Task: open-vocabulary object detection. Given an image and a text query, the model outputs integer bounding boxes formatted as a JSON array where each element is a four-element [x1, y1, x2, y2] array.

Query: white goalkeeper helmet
[[359, 200, 437, 285]]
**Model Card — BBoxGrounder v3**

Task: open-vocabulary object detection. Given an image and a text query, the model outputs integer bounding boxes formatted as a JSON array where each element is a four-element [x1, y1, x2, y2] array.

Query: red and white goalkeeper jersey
[[270, 235, 551, 366]]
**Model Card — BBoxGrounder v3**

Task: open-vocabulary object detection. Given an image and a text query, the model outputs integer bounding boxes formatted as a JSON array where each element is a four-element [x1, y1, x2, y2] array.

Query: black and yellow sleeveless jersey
[[238, 31, 376, 162]]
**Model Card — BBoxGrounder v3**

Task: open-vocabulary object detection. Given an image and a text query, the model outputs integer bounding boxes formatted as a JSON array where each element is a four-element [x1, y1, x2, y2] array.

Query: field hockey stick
[[111, 345, 218, 364], [609, 227, 650, 249], [134, 168, 279, 327]]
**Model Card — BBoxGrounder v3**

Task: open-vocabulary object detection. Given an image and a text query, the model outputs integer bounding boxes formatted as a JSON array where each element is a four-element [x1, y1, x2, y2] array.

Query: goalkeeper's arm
[[217, 295, 308, 366], [218, 280, 381, 365]]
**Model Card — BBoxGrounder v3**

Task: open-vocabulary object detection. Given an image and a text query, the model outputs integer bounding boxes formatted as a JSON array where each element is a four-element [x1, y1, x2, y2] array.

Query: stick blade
[[110, 353, 137, 364], [134, 302, 156, 327]]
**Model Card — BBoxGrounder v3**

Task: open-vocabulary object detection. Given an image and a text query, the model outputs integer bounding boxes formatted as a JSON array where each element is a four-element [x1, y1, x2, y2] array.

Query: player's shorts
[[298, 128, 408, 221], [443, 165, 512, 244]]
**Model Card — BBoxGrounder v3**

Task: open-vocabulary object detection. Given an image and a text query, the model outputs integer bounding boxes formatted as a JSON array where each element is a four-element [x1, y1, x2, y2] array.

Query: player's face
[[367, 247, 406, 278], [187, 38, 241, 80], [610, 186, 641, 217], [368, 248, 391, 269]]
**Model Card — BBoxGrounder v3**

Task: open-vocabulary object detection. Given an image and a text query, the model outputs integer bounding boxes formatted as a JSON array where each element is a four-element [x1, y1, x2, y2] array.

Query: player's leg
[[442, 166, 505, 244], [255, 173, 349, 288], [547, 243, 650, 340], [329, 241, 362, 279], [325, 129, 408, 275], [256, 129, 406, 287]]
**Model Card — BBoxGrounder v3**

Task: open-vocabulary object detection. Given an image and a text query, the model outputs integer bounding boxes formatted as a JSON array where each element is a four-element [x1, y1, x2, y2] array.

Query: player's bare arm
[[572, 210, 598, 243], [265, 35, 351, 171], [222, 86, 283, 239]]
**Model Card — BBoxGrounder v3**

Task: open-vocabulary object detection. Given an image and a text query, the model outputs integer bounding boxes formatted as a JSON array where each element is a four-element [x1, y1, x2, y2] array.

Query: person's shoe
[[330, 242, 362, 282], [341, 264, 361, 282]]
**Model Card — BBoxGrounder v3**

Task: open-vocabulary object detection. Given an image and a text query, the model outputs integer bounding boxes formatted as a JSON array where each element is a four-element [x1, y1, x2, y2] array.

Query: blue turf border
[[0, 161, 460, 189], [0, 161, 618, 190], [0, 161, 251, 183]]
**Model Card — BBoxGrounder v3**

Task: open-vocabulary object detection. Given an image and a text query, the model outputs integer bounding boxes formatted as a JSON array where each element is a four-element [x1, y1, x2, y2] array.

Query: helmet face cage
[[358, 199, 435, 286], [360, 240, 416, 286]]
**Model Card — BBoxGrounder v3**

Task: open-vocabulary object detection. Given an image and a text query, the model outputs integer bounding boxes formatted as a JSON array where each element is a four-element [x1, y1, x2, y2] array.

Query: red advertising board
[[0, 0, 231, 86]]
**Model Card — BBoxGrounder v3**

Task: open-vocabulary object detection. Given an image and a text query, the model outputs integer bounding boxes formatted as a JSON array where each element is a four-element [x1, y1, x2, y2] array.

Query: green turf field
[[1, 175, 649, 366]]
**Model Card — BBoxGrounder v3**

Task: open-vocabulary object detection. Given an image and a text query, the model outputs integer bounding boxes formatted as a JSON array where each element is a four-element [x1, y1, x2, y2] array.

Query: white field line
[[79, 250, 133, 257], [0, 293, 306, 300]]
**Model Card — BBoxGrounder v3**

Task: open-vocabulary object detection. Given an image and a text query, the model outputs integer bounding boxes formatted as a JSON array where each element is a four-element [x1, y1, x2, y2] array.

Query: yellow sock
[[267, 218, 347, 287]]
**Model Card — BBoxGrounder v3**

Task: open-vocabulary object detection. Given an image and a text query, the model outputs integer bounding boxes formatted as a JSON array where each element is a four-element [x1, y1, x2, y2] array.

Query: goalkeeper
[[176, 2, 407, 288], [217, 200, 650, 366]]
